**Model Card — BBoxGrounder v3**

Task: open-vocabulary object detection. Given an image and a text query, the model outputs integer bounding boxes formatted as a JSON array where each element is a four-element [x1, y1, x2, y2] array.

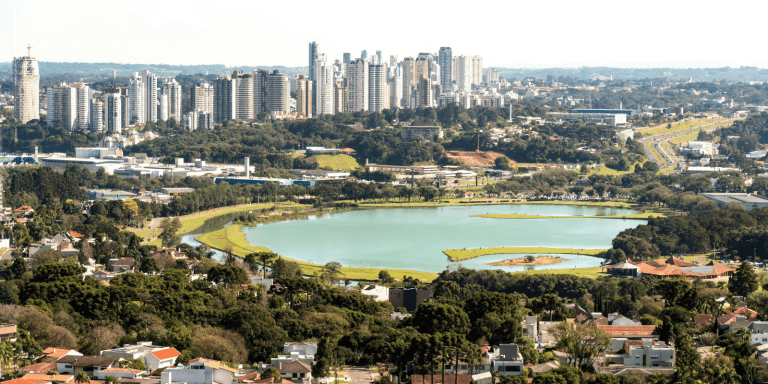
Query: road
[[638, 118, 736, 172], [348, 367, 376, 384]]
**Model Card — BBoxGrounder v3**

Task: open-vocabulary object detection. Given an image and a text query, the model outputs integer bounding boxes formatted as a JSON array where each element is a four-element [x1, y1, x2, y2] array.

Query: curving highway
[[638, 118, 736, 172]]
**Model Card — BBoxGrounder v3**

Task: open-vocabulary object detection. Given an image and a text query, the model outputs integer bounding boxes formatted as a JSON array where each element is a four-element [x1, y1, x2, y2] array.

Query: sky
[[1, 0, 768, 69]]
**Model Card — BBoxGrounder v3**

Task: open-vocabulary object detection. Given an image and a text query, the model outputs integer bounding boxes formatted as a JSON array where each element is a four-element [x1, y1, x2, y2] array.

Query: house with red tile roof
[[603, 256, 733, 280], [146, 348, 181, 371], [596, 325, 658, 340], [39, 348, 82, 362], [17, 362, 57, 374], [1, 379, 51, 384], [96, 368, 145, 380], [21, 374, 73, 382], [724, 306, 758, 320]]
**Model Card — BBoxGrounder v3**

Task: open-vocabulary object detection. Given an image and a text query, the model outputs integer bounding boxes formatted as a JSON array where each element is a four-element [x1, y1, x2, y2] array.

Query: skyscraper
[[375, 50, 383, 65], [418, 78, 432, 107], [346, 58, 369, 113], [389, 55, 399, 67], [368, 64, 386, 113], [74, 83, 91, 130], [313, 56, 334, 116], [46, 83, 77, 130], [232, 71, 254, 120], [455, 56, 472, 91], [141, 70, 158, 123], [214, 75, 236, 123], [388, 70, 403, 109], [295, 75, 312, 118], [267, 70, 290, 115], [485, 68, 500, 84], [90, 98, 104, 133], [400, 57, 415, 109], [471, 56, 483, 86], [254, 69, 269, 116], [127, 72, 145, 125], [161, 78, 182, 122], [361, 50, 368, 59], [308, 42, 319, 82], [333, 81, 346, 114], [103, 93, 122, 133], [439, 47, 452, 89], [12, 46, 40, 123], [343, 53, 351, 63], [192, 83, 215, 114]]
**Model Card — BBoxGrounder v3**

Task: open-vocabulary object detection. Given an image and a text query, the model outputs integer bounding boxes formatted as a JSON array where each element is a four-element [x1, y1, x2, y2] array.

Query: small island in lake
[[485, 255, 566, 266]]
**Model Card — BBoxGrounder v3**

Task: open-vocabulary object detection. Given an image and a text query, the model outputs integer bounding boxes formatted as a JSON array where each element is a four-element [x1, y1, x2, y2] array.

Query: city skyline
[[2, 0, 768, 69]]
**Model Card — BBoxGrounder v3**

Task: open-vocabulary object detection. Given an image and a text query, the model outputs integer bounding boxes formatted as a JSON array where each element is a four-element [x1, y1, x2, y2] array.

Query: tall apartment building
[[313, 56, 334, 115], [368, 64, 386, 113], [254, 69, 269, 116], [471, 56, 483, 86], [267, 70, 289, 115], [418, 78, 432, 108], [295, 75, 312, 118], [232, 71, 254, 120], [192, 83, 215, 113], [214, 75, 236, 123], [74, 83, 91, 130], [455, 56, 472, 91], [485, 68, 500, 84], [388, 70, 403, 109], [12, 47, 40, 124], [160, 78, 182, 122], [346, 58, 369, 113], [103, 93, 122, 133], [438, 47, 453, 90], [90, 98, 104, 133], [308, 42, 319, 82], [400, 57, 416, 109], [159, 93, 169, 121], [333, 81, 346, 114], [389, 55, 399, 68], [46, 83, 77, 130], [343, 53, 351, 63], [127, 72, 146, 125], [414, 54, 430, 83], [141, 70, 158, 123]]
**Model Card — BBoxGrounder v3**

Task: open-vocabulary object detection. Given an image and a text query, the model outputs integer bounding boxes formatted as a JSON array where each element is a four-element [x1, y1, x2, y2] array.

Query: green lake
[[238, 204, 645, 273]]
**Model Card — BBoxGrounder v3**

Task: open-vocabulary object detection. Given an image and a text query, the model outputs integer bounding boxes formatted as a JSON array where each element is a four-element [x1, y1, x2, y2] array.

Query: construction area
[[444, 151, 510, 167]]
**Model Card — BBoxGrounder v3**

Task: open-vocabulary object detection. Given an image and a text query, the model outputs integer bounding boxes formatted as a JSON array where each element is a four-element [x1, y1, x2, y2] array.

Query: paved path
[[147, 217, 163, 229], [348, 367, 375, 384]]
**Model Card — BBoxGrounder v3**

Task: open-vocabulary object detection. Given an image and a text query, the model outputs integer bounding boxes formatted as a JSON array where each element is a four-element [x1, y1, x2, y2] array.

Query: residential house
[[521, 316, 537, 340], [491, 344, 524, 376], [55, 356, 120, 378], [17, 363, 57, 374], [623, 340, 675, 368], [0, 324, 17, 341], [269, 351, 313, 371], [603, 257, 733, 280], [725, 306, 758, 320], [2, 379, 52, 384], [12, 206, 34, 216], [283, 342, 317, 356], [278, 361, 311, 382], [100, 343, 180, 371], [410, 375, 472, 384], [250, 277, 273, 288], [596, 325, 658, 341], [749, 322, 768, 345], [388, 288, 431, 312], [96, 368, 145, 380], [160, 358, 235, 384], [39, 348, 82, 362], [20, 375, 72, 383], [91, 270, 114, 283], [109, 258, 136, 273], [471, 372, 492, 384], [360, 285, 389, 302], [528, 361, 560, 376]]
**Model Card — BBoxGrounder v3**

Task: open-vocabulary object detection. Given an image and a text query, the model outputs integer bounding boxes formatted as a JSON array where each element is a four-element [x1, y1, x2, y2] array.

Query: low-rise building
[[100, 343, 180, 371], [388, 288, 431, 312], [0, 324, 17, 342], [161, 358, 235, 384], [400, 126, 444, 142], [491, 344, 524, 376], [700, 193, 768, 211], [679, 141, 718, 156], [360, 285, 389, 302], [95, 368, 145, 380], [623, 340, 675, 368], [55, 356, 120, 378]]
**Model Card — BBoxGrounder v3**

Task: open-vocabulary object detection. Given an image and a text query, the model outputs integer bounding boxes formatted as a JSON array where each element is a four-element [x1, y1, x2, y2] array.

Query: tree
[[730, 262, 759, 297], [590, 374, 620, 384], [262, 367, 281, 381], [551, 322, 611, 371], [140, 258, 160, 274], [158, 218, 182, 248], [531, 372, 566, 384], [378, 270, 394, 284], [494, 156, 511, 170], [74, 372, 90, 384], [0, 341, 14, 376], [410, 302, 471, 335], [673, 330, 700, 380]]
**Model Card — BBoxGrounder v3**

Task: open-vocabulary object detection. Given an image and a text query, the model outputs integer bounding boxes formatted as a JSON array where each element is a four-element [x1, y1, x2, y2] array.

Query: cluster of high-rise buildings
[[45, 70, 182, 134], [306, 42, 494, 116], [9, 45, 507, 133]]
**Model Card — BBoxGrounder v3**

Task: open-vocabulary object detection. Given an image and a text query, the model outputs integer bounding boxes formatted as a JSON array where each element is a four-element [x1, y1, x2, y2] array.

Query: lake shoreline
[[485, 256, 566, 267]]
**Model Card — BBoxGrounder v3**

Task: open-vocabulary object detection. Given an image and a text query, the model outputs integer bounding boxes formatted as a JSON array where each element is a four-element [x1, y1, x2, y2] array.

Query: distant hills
[[1, 62, 768, 82]]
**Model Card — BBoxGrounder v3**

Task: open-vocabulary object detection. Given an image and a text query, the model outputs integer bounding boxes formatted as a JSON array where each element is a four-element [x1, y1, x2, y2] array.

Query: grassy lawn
[[471, 211, 661, 220], [670, 131, 700, 145], [513, 266, 606, 279], [306, 154, 361, 171], [196, 224, 439, 282], [639, 118, 723, 137], [443, 247, 607, 262], [139, 202, 304, 246]]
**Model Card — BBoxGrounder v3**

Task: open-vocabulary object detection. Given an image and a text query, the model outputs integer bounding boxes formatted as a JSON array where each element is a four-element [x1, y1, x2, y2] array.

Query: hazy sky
[[1, 0, 767, 68]]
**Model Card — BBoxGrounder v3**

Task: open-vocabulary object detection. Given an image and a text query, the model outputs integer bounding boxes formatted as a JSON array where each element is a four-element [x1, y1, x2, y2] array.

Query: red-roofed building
[[0, 323, 17, 342], [96, 368, 145, 380], [237, 372, 261, 382], [21, 375, 73, 383], [603, 257, 733, 280], [146, 348, 180, 371], [17, 362, 57, 374], [595, 325, 658, 340], [724, 306, 758, 320], [39, 348, 82, 362], [1, 379, 51, 384]]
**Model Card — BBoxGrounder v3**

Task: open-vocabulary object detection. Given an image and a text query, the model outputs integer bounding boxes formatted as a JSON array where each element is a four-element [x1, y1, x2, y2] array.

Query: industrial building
[[700, 193, 768, 211], [571, 109, 642, 116], [400, 126, 444, 141], [549, 112, 627, 126]]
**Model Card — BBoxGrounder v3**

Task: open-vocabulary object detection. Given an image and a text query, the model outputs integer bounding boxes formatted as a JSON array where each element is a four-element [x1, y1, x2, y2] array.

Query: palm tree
[[75, 372, 90, 384]]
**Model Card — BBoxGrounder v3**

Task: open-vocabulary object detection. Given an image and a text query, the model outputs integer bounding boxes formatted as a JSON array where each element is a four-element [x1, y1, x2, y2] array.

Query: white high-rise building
[[192, 83, 215, 114], [455, 56, 472, 91], [74, 83, 91, 130], [388, 70, 403, 109], [439, 47, 453, 90], [46, 83, 77, 130], [141, 70, 158, 123], [90, 98, 104, 133], [313, 56, 334, 116], [127, 73, 145, 125], [485, 68, 500, 84], [400, 57, 415, 109], [232, 71, 254, 120], [12, 46, 40, 124], [159, 93, 169, 121], [389, 55, 399, 68], [368, 64, 386, 113], [346, 58, 369, 113], [161, 78, 182, 122], [103, 93, 122, 133], [471, 56, 483, 86]]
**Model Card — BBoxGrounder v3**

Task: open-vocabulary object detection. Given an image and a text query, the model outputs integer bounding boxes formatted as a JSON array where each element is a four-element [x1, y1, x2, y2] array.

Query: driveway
[[348, 367, 375, 384]]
